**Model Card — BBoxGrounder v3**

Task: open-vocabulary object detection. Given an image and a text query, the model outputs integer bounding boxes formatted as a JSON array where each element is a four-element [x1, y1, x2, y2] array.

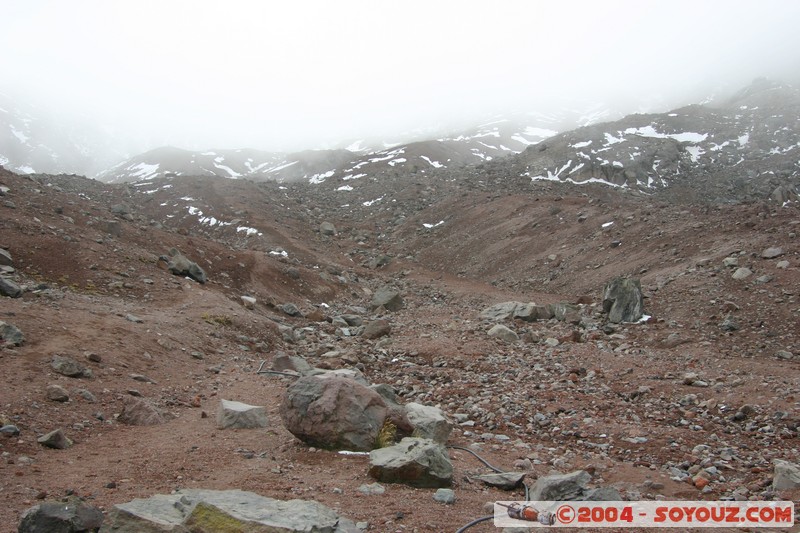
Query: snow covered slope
[[505, 79, 800, 202]]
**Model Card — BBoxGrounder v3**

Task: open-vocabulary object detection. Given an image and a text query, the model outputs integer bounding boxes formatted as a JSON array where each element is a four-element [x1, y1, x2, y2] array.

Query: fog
[[3, 0, 800, 152]]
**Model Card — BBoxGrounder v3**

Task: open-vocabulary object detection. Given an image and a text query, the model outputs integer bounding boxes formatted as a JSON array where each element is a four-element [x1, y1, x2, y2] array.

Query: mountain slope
[[496, 79, 800, 203]]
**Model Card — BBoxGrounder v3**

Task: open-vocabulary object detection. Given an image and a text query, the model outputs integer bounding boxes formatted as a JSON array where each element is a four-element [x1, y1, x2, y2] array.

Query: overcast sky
[[3, 0, 800, 151]]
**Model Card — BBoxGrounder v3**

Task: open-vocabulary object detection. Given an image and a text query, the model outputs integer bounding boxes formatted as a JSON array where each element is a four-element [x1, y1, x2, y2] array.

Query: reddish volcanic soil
[[1, 169, 799, 532]]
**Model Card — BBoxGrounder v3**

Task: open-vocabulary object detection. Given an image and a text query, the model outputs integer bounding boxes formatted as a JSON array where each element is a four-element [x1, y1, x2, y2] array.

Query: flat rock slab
[[217, 399, 268, 429], [19, 498, 103, 533], [475, 471, 526, 490], [528, 470, 591, 501], [100, 488, 359, 532]]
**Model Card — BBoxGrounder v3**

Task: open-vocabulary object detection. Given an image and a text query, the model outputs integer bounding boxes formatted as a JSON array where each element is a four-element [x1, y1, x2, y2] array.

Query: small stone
[[0, 321, 25, 346], [241, 296, 257, 309], [544, 337, 559, 347], [776, 350, 794, 360], [776, 260, 789, 269], [357, 483, 385, 495], [46, 384, 70, 402], [125, 314, 143, 323], [433, 488, 455, 504], [731, 267, 752, 280], [130, 373, 156, 384], [761, 247, 784, 259]]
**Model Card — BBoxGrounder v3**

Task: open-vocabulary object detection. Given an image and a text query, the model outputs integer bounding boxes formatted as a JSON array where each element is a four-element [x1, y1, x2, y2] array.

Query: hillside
[[1, 136, 799, 532]]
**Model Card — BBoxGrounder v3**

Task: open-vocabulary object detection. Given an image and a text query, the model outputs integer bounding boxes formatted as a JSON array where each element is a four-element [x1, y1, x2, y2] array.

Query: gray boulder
[[166, 248, 207, 284], [528, 470, 591, 501], [280, 376, 388, 451], [37, 428, 72, 449], [480, 301, 522, 321], [100, 489, 359, 533], [46, 385, 70, 403], [0, 248, 11, 266], [369, 287, 404, 312], [117, 396, 167, 426], [51, 355, 90, 378], [280, 303, 301, 317], [369, 437, 453, 488], [0, 321, 24, 346], [602, 277, 644, 323], [513, 303, 554, 322], [272, 353, 313, 375], [487, 324, 519, 342], [0, 276, 22, 298], [732, 267, 753, 280], [761, 247, 784, 259], [405, 402, 452, 443], [320, 221, 337, 236], [773, 459, 800, 491], [217, 399, 268, 429], [362, 319, 391, 339], [18, 497, 103, 533]]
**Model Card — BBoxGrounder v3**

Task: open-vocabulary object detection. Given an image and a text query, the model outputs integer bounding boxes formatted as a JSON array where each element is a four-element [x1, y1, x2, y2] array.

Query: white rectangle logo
[[494, 501, 795, 528]]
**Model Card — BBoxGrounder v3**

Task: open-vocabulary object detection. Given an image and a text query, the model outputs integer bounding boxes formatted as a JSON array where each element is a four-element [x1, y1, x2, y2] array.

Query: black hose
[[454, 515, 493, 533], [448, 445, 532, 532], [446, 445, 503, 473]]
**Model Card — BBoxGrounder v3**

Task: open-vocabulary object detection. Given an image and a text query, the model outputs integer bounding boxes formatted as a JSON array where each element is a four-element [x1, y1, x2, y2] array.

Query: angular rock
[[1, 424, 20, 437], [0, 320, 24, 346], [777, 260, 790, 269], [369, 287, 404, 312], [280, 303, 301, 317], [357, 483, 385, 495], [362, 319, 391, 340], [51, 355, 90, 378], [528, 470, 591, 501], [101, 489, 359, 533], [272, 353, 313, 375], [217, 399, 268, 429], [166, 248, 207, 284], [761, 247, 784, 259], [551, 302, 581, 323], [732, 267, 753, 280], [433, 488, 455, 504], [513, 303, 554, 322], [37, 428, 72, 449], [117, 396, 166, 426], [475, 471, 526, 490], [320, 221, 337, 236], [0, 276, 22, 298], [0, 248, 11, 266], [280, 376, 388, 451], [241, 295, 257, 309], [773, 459, 800, 491], [602, 277, 644, 323], [46, 384, 70, 403], [584, 486, 623, 501], [18, 497, 103, 533], [340, 314, 363, 327], [368, 437, 453, 488], [480, 301, 522, 321], [488, 323, 519, 342], [405, 402, 452, 443]]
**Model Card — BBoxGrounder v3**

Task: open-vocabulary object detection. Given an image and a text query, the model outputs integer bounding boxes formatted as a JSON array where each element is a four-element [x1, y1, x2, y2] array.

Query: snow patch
[[237, 226, 262, 236], [571, 140, 592, 149], [420, 155, 444, 168], [337, 185, 353, 191], [423, 220, 445, 229], [738, 133, 750, 146], [602, 221, 614, 228], [309, 170, 335, 184], [362, 196, 384, 207], [9, 125, 29, 144]]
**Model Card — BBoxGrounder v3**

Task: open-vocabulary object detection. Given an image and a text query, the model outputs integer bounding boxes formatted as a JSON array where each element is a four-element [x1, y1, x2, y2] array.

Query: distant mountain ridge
[[486, 78, 800, 203]]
